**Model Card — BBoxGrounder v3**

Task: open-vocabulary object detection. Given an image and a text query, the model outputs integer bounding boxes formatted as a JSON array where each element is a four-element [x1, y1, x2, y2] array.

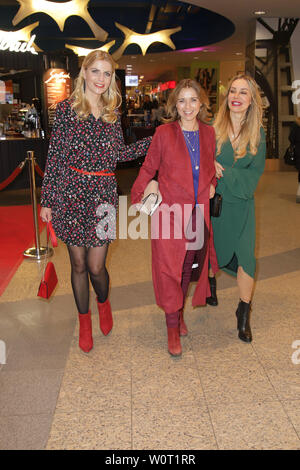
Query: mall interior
[[0, 0, 300, 451]]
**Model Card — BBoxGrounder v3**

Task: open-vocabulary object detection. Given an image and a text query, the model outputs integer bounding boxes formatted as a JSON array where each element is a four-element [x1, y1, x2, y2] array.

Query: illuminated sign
[[44, 70, 70, 84], [151, 81, 176, 94], [0, 23, 39, 54], [0, 33, 37, 54], [44, 68, 71, 126], [125, 75, 139, 87]]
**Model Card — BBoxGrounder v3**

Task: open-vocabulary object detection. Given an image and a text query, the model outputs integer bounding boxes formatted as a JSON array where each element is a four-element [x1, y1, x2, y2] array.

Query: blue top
[[182, 130, 200, 203]]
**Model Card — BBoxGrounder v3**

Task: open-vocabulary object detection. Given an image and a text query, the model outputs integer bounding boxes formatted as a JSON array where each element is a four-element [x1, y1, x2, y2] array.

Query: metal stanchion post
[[23, 150, 53, 260]]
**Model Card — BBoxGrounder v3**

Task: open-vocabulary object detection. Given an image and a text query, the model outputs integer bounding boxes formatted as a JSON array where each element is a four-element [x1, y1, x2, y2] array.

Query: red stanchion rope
[[34, 162, 45, 178], [0, 160, 26, 191]]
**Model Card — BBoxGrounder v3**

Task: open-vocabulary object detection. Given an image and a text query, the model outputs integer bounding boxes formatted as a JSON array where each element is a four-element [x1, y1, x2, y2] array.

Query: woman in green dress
[[210, 74, 266, 343]]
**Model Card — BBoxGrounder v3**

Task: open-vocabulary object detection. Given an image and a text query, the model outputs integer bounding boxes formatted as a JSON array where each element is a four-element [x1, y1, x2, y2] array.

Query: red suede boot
[[97, 298, 113, 336], [167, 327, 182, 356], [78, 311, 93, 353], [179, 310, 188, 336]]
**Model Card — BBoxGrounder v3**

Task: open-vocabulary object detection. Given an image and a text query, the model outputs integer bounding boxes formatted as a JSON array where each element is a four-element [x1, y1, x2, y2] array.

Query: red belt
[[70, 166, 115, 176]]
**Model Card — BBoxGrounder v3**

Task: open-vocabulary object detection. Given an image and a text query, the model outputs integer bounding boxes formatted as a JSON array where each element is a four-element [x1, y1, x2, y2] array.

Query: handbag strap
[[41, 223, 51, 281]]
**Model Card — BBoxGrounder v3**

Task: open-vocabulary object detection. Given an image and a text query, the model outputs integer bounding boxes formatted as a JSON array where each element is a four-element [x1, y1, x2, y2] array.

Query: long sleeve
[[221, 129, 266, 200], [131, 126, 162, 204], [40, 102, 67, 207], [115, 117, 152, 162]]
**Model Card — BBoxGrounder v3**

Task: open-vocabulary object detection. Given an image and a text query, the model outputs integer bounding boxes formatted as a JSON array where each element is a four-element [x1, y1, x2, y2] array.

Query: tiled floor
[[1, 170, 300, 450]]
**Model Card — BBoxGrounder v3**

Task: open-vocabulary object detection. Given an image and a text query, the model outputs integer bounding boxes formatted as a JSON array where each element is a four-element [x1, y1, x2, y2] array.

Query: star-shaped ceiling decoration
[[65, 40, 115, 57], [0, 1, 235, 58], [65, 23, 182, 59], [12, 0, 108, 41], [112, 23, 182, 60], [1, 21, 37, 42]]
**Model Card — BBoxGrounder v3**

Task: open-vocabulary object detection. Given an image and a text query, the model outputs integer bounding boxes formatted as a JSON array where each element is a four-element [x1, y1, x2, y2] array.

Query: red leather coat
[[131, 120, 218, 313]]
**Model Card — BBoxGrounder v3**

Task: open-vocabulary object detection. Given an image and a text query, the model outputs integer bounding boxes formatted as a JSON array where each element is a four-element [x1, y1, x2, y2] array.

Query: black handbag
[[284, 145, 296, 166], [210, 192, 222, 217]]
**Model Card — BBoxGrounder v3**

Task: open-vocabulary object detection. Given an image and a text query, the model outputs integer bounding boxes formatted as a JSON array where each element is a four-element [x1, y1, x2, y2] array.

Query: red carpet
[[0, 205, 45, 296]]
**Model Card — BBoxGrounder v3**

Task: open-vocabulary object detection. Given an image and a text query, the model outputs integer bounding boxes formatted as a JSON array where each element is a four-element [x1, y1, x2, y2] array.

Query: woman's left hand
[[215, 161, 224, 179], [209, 184, 215, 199]]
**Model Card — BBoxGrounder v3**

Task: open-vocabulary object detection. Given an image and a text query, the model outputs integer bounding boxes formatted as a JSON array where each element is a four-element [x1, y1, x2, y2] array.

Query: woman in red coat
[[131, 79, 218, 356]]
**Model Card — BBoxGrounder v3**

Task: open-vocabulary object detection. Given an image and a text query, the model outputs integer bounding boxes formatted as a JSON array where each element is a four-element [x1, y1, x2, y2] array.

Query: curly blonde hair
[[214, 74, 263, 159], [163, 79, 209, 124], [70, 50, 121, 123]]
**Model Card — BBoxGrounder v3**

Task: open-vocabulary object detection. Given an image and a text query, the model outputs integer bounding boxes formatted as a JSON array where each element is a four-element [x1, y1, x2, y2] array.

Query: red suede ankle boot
[[78, 310, 93, 353], [167, 327, 182, 356], [97, 298, 113, 336], [179, 310, 188, 336]]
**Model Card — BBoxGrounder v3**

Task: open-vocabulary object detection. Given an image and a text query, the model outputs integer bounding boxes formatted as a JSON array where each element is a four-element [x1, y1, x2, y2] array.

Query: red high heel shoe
[[78, 310, 93, 353], [97, 298, 113, 336]]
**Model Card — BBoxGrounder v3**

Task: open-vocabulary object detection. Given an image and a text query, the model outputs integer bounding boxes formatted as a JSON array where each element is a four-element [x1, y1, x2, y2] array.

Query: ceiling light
[[12, 0, 108, 41], [65, 40, 115, 57], [254, 11, 266, 15], [112, 22, 181, 60], [235, 52, 243, 55]]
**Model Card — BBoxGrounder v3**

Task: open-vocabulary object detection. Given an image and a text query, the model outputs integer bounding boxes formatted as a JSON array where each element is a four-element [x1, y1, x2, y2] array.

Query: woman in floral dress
[[40, 51, 151, 353]]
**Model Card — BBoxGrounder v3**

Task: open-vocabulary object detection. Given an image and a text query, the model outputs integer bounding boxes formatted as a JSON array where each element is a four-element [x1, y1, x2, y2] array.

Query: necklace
[[183, 130, 200, 170]]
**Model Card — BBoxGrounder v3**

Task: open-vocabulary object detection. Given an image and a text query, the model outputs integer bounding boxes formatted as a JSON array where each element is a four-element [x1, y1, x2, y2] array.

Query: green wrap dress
[[212, 127, 266, 278]]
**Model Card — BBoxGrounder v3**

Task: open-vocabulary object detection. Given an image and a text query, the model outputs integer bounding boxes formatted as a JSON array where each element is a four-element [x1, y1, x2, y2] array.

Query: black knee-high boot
[[206, 276, 218, 306], [236, 300, 252, 343]]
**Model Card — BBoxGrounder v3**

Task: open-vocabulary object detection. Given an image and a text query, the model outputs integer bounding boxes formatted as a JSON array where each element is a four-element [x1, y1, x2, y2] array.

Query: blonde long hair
[[70, 50, 122, 123], [163, 79, 209, 124], [214, 74, 263, 159]]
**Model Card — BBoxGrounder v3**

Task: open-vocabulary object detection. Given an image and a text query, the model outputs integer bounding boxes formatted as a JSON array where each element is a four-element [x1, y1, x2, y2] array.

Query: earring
[[83, 80, 86, 93]]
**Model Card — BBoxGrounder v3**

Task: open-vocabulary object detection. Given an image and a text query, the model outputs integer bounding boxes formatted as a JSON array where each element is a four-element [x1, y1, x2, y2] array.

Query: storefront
[[0, 42, 78, 190]]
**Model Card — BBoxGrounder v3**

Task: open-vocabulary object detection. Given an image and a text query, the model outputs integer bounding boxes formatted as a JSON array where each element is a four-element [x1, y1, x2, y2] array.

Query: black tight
[[67, 244, 109, 314]]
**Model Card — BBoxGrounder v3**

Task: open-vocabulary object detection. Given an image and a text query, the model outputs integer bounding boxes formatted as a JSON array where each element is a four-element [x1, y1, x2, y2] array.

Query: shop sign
[[43, 68, 71, 127], [0, 32, 38, 55], [151, 81, 176, 94], [44, 70, 70, 85]]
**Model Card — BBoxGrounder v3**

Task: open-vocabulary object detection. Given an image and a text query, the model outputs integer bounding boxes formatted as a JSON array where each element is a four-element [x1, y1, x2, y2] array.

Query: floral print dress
[[41, 99, 151, 247]]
